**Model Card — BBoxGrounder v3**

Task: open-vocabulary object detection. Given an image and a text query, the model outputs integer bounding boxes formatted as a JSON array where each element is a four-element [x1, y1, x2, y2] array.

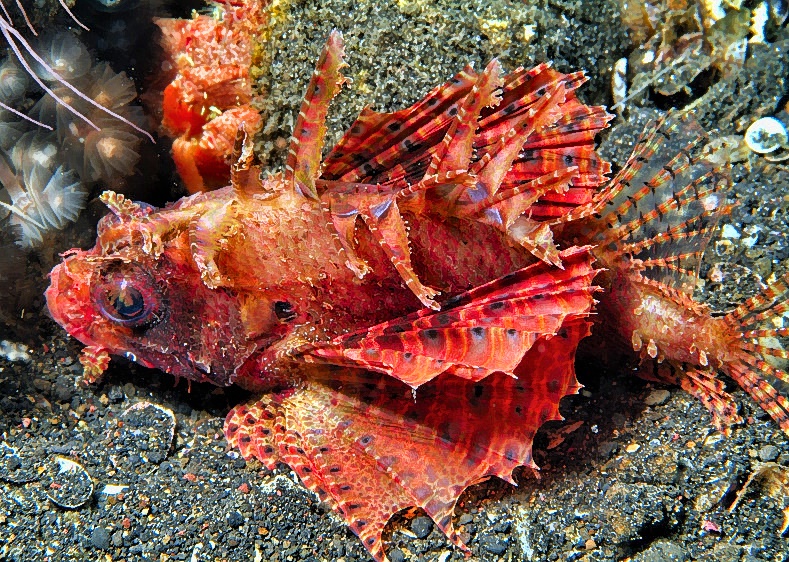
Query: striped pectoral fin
[[294, 246, 599, 388], [286, 30, 349, 200], [224, 397, 284, 470], [248, 326, 588, 561], [722, 270, 789, 435]]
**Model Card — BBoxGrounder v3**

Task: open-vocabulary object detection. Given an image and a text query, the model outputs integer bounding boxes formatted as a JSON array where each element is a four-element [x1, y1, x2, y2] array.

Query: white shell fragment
[[108, 401, 176, 470], [100, 483, 129, 495], [42, 456, 94, 509], [611, 57, 628, 111], [744, 117, 788, 154]]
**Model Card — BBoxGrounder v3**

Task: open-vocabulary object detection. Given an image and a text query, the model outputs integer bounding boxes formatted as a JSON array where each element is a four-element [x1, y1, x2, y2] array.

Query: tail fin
[[560, 111, 733, 295], [722, 271, 789, 435]]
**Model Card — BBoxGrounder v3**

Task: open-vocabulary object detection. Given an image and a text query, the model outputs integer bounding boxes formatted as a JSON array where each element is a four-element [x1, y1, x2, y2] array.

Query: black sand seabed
[[1, 1, 789, 560]]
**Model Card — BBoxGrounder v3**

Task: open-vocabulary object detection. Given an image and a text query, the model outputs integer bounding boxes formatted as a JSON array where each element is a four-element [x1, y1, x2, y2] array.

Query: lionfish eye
[[93, 264, 162, 328]]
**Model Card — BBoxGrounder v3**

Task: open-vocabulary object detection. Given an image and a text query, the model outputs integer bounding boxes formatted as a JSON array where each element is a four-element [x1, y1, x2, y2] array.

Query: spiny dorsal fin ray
[[468, 82, 567, 200], [291, 246, 598, 388], [230, 124, 263, 195], [426, 59, 504, 179], [320, 181, 440, 308], [322, 68, 479, 184], [450, 168, 579, 267], [226, 321, 588, 561], [285, 30, 349, 200], [322, 64, 611, 221]]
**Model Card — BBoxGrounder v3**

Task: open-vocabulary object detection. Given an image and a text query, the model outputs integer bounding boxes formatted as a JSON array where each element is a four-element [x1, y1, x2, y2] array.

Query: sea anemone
[[0, 56, 28, 103], [0, 109, 26, 150], [88, 62, 137, 110], [0, 156, 87, 247], [0, 14, 154, 142], [75, 126, 142, 183], [33, 31, 92, 82], [10, 132, 61, 173]]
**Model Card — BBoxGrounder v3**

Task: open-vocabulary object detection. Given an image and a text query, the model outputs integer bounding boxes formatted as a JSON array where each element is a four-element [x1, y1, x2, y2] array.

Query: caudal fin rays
[[723, 270, 789, 435]]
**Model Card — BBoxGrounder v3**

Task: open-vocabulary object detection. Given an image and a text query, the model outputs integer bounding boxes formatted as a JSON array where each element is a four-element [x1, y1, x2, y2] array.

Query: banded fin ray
[[559, 112, 732, 295], [723, 270, 789, 434], [290, 246, 598, 388]]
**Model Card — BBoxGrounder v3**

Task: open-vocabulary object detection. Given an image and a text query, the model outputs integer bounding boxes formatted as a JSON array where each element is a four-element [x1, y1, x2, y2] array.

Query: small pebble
[[458, 513, 473, 526], [758, 444, 780, 462], [91, 527, 111, 550], [388, 548, 406, 562], [626, 443, 640, 453], [645, 389, 671, 406], [227, 511, 244, 527], [411, 515, 433, 539]]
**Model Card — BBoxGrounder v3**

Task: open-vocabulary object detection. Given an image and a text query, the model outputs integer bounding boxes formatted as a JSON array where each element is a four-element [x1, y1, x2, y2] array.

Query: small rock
[[91, 527, 111, 550], [411, 515, 432, 539], [458, 513, 473, 526], [32, 378, 52, 392], [388, 548, 406, 562], [493, 519, 511, 533], [107, 386, 125, 403], [480, 535, 507, 555], [645, 389, 671, 406], [758, 445, 779, 462], [227, 511, 244, 527], [111, 530, 124, 547], [630, 540, 688, 561], [598, 441, 618, 458]]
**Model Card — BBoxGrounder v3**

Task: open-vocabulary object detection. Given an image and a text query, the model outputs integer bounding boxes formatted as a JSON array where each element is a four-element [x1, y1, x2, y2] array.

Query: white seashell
[[43, 455, 94, 509], [744, 117, 788, 154], [611, 58, 628, 111]]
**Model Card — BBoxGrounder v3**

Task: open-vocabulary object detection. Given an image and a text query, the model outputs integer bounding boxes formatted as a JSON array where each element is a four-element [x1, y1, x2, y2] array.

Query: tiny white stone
[[101, 484, 130, 495], [721, 224, 741, 239]]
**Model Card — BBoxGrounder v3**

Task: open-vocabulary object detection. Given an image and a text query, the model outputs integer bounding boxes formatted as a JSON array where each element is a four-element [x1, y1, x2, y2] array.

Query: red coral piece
[[154, 1, 268, 193]]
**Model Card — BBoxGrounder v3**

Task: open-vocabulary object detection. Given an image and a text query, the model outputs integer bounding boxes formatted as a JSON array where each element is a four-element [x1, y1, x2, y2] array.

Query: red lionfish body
[[45, 31, 789, 561]]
